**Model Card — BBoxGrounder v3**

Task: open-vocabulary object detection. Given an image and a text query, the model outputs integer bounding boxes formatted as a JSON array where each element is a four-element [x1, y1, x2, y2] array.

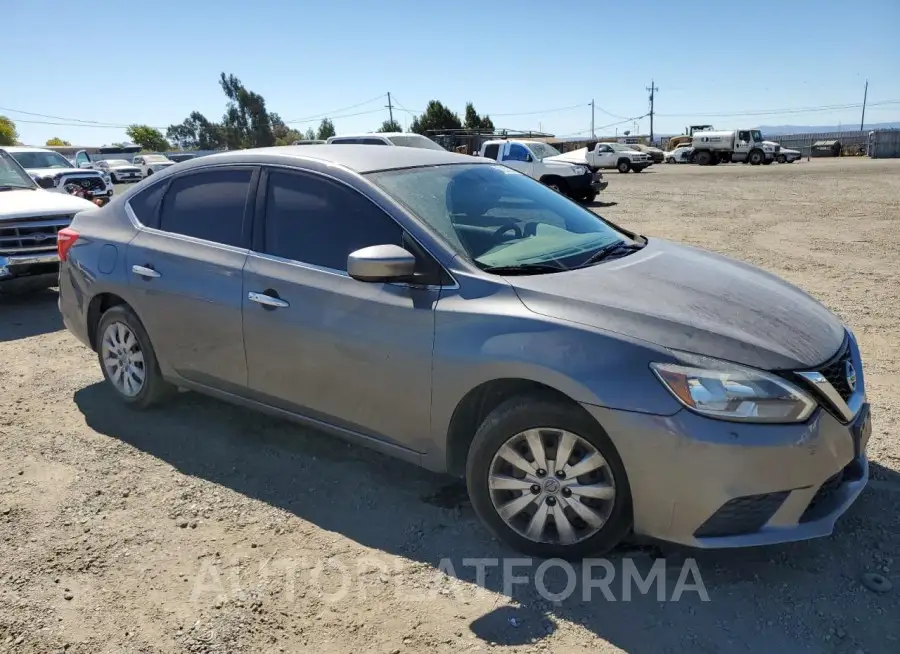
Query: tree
[[316, 118, 335, 140], [269, 112, 303, 146], [0, 116, 18, 146], [377, 119, 403, 133], [45, 137, 71, 146], [463, 102, 494, 131], [126, 124, 170, 152], [304, 127, 316, 141], [409, 101, 462, 136], [166, 111, 225, 150], [219, 72, 275, 149]]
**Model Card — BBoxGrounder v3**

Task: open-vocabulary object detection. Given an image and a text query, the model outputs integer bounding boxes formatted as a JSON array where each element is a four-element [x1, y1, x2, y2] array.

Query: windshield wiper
[[480, 262, 567, 275], [580, 241, 645, 267]]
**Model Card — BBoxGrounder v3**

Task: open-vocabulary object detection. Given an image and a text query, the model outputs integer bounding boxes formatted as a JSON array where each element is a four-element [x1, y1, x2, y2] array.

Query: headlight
[[651, 355, 816, 423]]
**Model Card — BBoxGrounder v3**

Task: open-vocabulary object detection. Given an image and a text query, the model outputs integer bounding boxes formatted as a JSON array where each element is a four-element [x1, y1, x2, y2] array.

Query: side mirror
[[347, 244, 416, 283]]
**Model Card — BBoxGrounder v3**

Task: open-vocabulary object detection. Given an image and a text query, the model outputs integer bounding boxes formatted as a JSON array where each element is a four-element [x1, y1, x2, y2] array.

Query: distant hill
[[757, 122, 900, 135]]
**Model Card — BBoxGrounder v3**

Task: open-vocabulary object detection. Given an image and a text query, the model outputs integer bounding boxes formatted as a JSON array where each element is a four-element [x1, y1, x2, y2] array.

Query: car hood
[[545, 148, 596, 165], [0, 188, 97, 219], [507, 238, 845, 371], [148, 161, 175, 167], [26, 167, 101, 177]]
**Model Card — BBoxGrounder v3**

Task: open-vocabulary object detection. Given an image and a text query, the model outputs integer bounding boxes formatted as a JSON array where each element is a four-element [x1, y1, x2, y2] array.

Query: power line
[[657, 99, 899, 118], [282, 93, 387, 124], [490, 103, 587, 117]]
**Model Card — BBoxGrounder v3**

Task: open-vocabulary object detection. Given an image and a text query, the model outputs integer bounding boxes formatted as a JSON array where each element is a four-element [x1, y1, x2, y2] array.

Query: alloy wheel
[[488, 428, 616, 545], [101, 321, 146, 397]]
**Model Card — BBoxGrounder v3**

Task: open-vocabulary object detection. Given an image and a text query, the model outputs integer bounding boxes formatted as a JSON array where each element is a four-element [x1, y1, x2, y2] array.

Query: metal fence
[[767, 130, 868, 157]]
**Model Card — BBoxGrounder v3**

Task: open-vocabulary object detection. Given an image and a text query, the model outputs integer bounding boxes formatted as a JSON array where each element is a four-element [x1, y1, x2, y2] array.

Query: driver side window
[[506, 144, 531, 162]]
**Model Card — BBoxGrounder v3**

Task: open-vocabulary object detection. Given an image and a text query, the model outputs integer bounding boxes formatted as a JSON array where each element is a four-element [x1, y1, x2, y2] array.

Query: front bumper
[[0, 251, 60, 290], [564, 172, 607, 194], [582, 398, 871, 549]]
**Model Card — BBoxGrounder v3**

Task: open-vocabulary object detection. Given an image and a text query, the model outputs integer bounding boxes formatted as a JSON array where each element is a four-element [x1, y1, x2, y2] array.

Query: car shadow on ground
[[0, 288, 63, 342], [73, 383, 900, 653]]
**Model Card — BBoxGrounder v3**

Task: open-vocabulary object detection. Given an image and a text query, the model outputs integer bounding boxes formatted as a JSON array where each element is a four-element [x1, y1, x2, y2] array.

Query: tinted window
[[506, 144, 530, 162], [263, 171, 402, 270], [158, 169, 251, 247], [129, 182, 167, 228], [483, 144, 500, 160], [362, 138, 389, 145]]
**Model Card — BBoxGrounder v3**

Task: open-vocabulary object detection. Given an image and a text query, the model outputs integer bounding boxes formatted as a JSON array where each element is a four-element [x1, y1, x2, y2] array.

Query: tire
[[776, 154, 786, 164], [146, 169, 153, 177], [632, 167, 643, 173], [748, 149, 764, 165], [616, 159, 631, 173], [694, 150, 712, 166], [666, 157, 675, 164], [579, 192, 597, 204], [542, 178, 568, 195], [96, 305, 175, 409], [465, 393, 633, 559]]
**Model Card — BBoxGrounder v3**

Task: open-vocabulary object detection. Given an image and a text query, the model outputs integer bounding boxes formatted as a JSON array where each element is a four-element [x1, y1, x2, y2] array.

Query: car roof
[[3, 146, 52, 153], [175, 144, 488, 174]]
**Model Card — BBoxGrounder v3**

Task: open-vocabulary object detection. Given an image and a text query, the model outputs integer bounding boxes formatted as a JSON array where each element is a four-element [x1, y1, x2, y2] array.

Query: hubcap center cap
[[543, 478, 561, 494]]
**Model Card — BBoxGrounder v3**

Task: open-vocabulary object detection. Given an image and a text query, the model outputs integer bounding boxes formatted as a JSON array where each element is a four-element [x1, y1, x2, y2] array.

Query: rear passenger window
[[129, 182, 167, 228], [483, 144, 500, 160], [362, 139, 389, 145], [158, 169, 252, 247]]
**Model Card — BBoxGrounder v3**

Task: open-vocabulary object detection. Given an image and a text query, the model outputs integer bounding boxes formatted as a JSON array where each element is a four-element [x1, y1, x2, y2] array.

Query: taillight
[[57, 228, 80, 262]]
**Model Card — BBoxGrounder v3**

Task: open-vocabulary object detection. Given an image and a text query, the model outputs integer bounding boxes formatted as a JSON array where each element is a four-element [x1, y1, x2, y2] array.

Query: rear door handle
[[132, 264, 160, 279], [248, 291, 290, 309]]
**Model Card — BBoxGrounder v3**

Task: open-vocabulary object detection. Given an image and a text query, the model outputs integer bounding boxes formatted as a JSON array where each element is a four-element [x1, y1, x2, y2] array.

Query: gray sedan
[[58, 145, 871, 559]]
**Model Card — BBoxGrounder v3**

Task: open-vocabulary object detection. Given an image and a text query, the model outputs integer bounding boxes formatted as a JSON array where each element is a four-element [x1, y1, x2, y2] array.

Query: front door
[[242, 168, 437, 453], [594, 144, 616, 168], [124, 166, 256, 393], [500, 142, 535, 177]]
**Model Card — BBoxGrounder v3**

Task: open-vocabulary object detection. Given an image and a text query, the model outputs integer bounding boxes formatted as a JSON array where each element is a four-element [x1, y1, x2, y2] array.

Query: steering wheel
[[493, 223, 522, 240]]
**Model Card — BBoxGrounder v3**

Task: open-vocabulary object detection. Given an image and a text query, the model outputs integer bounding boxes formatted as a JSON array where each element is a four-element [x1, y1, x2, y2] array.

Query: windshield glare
[[10, 151, 73, 169], [0, 151, 38, 188], [386, 135, 446, 151], [102, 159, 131, 167], [526, 142, 561, 160], [369, 163, 630, 271]]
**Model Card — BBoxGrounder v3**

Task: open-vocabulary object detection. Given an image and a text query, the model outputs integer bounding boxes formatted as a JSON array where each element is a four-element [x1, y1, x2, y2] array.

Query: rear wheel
[[466, 394, 633, 559], [694, 150, 712, 166], [96, 305, 174, 409]]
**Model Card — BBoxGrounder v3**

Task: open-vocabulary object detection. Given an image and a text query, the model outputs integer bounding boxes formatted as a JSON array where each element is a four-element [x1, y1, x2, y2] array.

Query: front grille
[[0, 214, 73, 255], [63, 175, 105, 192], [819, 342, 853, 402], [694, 491, 789, 538]]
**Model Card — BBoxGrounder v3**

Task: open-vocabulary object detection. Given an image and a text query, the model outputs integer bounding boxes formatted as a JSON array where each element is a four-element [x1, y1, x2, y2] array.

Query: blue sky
[[5, 0, 899, 146]]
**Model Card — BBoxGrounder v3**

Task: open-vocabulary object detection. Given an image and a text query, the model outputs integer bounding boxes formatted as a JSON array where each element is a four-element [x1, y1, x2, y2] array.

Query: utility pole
[[860, 79, 868, 131], [646, 80, 659, 142], [591, 100, 595, 138], [386, 92, 395, 127]]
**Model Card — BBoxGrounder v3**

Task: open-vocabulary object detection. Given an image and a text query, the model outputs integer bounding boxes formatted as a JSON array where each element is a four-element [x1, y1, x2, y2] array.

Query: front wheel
[[777, 154, 786, 164], [466, 394, 633, 559], [96, 305, 175, 409], [748, 149, 764, 165], [616, 159, 631, 173]]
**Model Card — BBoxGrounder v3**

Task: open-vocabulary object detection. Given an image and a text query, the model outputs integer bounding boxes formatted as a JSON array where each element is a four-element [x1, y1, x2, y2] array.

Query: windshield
[[101, 159, 131, 167], [143, 155, 170, 163], [385, 135, 446, 151], [89, 153, 135, 163], [609, 143, 637, 152], [526, 142, 562, 160], [10, 150, 73, 169], [368, 163, 631, 271], [0, 150, 38, 189], [751, 130, 762, 142]]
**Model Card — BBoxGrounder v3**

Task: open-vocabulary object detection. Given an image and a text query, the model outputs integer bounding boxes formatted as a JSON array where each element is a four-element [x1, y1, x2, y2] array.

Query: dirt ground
[[2, 158, 899, 654]]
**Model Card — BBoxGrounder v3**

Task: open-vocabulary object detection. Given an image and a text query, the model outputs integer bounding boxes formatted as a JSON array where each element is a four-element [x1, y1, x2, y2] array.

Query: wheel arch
[[538, 174, 566, 188], [87, 292, 144, 351], [445, 378, 594, 477]]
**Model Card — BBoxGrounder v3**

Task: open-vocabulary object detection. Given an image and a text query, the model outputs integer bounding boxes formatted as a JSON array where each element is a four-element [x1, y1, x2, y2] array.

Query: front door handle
[[248, 291, 290, 309], [132, 264, 160, 279]]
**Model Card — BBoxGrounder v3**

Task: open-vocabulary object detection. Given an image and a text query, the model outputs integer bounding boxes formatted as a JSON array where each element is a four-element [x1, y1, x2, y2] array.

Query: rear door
[[124, 165, 257, 392], [241, 167, 438, 453]]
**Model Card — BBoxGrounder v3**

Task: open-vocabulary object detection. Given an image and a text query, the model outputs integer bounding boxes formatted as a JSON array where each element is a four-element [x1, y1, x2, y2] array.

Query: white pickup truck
[[547, 142, 653, 173], [478, 139, 607, 203]]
